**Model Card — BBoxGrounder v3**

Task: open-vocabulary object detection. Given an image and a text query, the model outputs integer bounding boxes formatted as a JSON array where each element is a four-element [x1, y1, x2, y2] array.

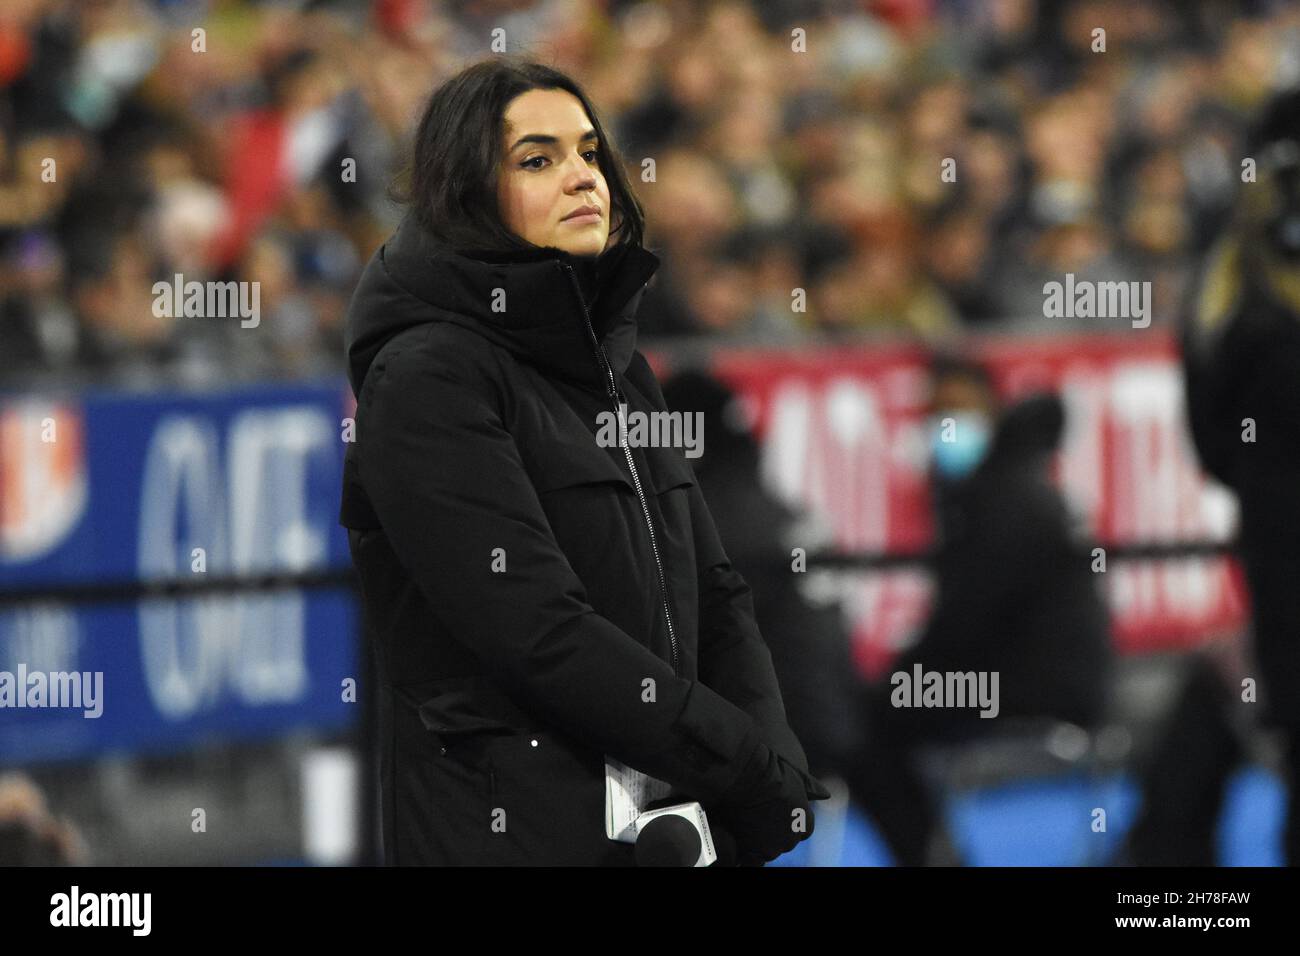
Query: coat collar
[[345, 214, 661, 397]]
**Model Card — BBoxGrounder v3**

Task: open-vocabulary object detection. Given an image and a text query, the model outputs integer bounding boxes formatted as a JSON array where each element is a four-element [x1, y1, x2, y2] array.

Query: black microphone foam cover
[[635, 813, 703, 867]]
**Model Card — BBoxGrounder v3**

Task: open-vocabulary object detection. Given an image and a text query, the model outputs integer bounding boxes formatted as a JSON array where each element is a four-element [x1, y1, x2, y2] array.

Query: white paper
[[604, 755, 674, 842]]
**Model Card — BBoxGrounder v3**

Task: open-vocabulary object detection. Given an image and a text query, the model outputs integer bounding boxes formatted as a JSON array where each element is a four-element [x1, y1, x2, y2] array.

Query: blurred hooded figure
[[845, 356, 1112, 865], [659, 369, 862, 782], [1182, 85, 1300, 865]]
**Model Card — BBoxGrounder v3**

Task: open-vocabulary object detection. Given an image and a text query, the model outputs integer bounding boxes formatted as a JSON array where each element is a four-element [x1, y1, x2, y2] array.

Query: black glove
[[711, 739, 833, 865]]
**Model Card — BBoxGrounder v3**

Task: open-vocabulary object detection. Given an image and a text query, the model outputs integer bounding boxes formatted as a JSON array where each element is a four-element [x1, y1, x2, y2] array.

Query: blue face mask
[[929, 411, 992, 480]]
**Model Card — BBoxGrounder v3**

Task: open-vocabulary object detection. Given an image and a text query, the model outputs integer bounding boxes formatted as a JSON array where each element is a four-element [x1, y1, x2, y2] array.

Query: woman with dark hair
[[338, 58, 828, 866]]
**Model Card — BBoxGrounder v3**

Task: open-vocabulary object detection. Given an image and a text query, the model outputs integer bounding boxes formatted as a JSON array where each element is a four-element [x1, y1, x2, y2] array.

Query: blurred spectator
[[841, 355, 1113, 865], [0, 771, 84, 865], [661, 368, 861, 780], [1119, 649, 1246, 866], [1181, 85, 1300, 866]]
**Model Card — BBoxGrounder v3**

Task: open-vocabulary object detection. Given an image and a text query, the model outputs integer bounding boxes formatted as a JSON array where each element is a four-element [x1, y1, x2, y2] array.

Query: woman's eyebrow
[[509, 129, 599, 152]]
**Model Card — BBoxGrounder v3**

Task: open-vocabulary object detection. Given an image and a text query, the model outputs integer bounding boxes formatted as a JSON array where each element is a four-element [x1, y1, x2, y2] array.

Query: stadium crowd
[[0, 0, 1296, 389]]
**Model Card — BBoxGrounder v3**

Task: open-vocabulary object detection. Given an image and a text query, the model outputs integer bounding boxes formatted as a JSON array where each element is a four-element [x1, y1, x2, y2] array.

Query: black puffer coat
[[338, 215, 822, 865]]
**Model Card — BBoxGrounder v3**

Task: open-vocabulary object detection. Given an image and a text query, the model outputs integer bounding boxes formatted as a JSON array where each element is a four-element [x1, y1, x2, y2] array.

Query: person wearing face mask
[[337, 58, 829, 866], [843, 355, 1112, 866]]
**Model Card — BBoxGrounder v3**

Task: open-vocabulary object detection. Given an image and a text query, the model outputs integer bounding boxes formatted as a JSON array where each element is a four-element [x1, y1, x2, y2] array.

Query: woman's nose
[[565, 156, 597, 190]]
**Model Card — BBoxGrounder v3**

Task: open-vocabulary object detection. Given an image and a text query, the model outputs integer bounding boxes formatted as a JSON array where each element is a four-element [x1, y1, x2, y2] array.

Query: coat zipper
[[560, 262, 680, 677]]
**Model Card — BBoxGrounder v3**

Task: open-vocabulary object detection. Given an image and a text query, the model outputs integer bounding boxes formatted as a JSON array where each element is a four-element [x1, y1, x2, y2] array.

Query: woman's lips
[[563, 211, 602, 224]]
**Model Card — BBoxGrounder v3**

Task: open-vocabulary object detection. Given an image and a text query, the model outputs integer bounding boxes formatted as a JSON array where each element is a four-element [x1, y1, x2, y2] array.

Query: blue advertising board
[[0, 378, 360, 765]]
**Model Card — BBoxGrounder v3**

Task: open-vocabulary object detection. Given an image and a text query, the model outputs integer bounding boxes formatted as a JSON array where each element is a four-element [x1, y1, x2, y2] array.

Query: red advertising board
[[650, 332, 1249, 678]]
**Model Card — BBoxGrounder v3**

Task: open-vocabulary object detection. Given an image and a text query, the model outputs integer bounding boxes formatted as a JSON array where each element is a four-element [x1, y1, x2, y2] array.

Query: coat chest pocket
[[525, 436, 634, 495], [409, 674, 530, 759], [640, 444, 696, 496], [524, 434, 697, 498]]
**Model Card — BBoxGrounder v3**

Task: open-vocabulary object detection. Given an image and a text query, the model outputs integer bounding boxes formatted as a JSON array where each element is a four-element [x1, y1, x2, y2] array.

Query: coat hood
[[344, 213, 661, 398], [988, 391, 1066, 463]]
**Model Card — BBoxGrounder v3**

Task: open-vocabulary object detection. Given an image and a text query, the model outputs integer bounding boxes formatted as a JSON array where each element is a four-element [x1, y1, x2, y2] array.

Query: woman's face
[[497, 88, 612, 257]]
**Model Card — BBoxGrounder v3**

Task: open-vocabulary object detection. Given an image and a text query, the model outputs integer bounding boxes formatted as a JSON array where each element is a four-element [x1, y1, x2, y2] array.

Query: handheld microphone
[[635, 812, 703, 866], [632, 801, 738, 866]]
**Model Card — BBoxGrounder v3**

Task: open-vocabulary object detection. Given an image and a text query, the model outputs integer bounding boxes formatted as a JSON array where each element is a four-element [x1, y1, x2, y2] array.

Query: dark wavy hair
[[391, 58, 646, 255]]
